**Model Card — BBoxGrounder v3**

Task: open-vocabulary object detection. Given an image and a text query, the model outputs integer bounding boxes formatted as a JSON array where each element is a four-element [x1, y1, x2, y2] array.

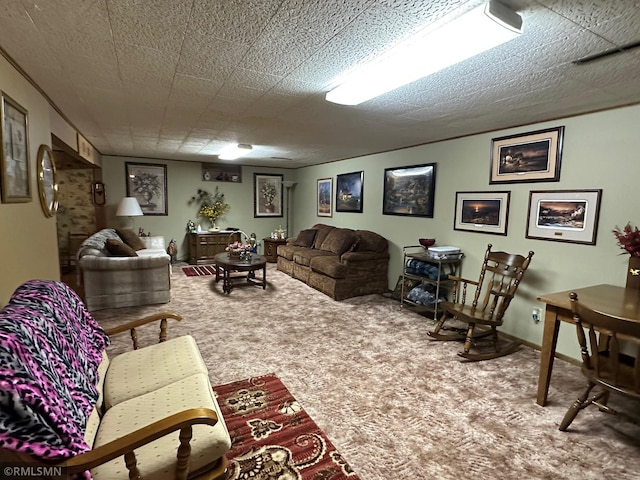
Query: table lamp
[[116, 197, 143, 229]]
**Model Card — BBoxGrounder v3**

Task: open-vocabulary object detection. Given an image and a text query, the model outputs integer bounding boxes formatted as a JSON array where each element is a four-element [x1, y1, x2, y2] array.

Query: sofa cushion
[[104, 335, 208, 409], [92, 373, 231, 480], [116, 228, 147, 251], [354, 230, 388, 253], [320, 228, 357, 256], [311, 224, 335, 249], [105, 239, 138, 257], [310, 255, 348, 279], [293, 229, 317, 247], [293, 249, 335, 267]]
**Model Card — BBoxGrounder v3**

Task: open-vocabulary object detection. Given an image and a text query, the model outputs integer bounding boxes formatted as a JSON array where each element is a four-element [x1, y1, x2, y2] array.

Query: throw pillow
[[320, 229, 357, 256], [105, 239, 138, 257], [293, 229, 317, 247], [116, 229, 146, 251]]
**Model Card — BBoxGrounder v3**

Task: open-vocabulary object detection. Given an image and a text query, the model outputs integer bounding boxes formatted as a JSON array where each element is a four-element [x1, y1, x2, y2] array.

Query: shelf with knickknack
[[400, 245, 463, 321]]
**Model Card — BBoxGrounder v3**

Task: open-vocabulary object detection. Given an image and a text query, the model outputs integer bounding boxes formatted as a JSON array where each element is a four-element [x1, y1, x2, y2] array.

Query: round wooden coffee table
[[214, 252, 267, 294]]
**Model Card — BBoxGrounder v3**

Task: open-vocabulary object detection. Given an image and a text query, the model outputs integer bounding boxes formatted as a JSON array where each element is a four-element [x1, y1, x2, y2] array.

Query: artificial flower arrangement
[[612, 222, 640, 257], [188, 187, 230, 226], [226, 241, 253, 259], [261, 182, 277, 206]]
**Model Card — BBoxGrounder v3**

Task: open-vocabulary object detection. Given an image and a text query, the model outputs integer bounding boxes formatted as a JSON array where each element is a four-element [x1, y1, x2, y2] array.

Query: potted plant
[[612, 222, 640, 288], [189, 187, 230, 231]]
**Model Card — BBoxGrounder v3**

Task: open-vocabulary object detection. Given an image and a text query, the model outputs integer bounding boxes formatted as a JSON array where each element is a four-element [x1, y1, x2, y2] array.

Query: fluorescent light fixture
[[325, 0, 522, 105], [218, 143, 253, 160]]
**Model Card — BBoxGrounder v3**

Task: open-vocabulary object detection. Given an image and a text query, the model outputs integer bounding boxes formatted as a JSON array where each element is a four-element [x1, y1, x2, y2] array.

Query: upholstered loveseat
[[78, 228, 171, 311], [277, 223, 389, 300], [0, 280, 231, 480]]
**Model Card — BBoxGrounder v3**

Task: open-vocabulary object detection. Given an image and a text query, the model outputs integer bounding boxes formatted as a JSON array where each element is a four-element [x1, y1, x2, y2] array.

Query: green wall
[[290, 105, 640, 359], [100, 156, 296, 261]]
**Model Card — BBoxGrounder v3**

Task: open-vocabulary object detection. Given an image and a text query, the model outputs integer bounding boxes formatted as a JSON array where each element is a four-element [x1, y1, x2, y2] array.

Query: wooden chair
[[559, 292, 640, 431], [427, 244, 534, 361]]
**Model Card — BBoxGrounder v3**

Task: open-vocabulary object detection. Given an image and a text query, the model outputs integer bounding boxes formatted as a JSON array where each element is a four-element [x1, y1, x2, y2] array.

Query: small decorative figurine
[[167, 239, 178, 263], [186, 219, 196, 232]]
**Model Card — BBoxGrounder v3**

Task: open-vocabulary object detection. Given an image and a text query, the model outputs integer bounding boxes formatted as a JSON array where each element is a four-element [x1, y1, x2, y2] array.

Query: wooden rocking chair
[[428, 244, 534, 361]]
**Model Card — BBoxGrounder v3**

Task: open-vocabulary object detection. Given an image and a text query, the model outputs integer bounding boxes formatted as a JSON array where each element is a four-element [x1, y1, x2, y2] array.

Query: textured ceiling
[[0, 0, 639, 168]]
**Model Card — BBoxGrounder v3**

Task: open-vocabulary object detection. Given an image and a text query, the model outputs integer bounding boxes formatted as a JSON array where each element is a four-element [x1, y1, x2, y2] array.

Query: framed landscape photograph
[[490, 126, 564, 184], [1, 92, 30, 203], [254, 173, 283, 217], [336, 171, 363, 213], [317, 177, 332, 217], [383, 163, 436, 217], [125, 162, 168, 215], [454, 191, 510, 235], [526, 189, 602, 245]]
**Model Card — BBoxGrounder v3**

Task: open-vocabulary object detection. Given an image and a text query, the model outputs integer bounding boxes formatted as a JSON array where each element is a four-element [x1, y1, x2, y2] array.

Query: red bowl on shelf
[[419, 238, 436, 248]]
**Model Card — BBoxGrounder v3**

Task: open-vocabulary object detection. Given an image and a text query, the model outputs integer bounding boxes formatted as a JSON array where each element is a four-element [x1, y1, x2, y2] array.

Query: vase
[[265, 203, 274, 213], [627, 256, 640, 289]]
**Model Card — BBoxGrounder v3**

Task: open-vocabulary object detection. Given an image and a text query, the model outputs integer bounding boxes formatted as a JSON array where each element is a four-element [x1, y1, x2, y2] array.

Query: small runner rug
[[182, 265, 218, 276], [213, 373, 360, 480]]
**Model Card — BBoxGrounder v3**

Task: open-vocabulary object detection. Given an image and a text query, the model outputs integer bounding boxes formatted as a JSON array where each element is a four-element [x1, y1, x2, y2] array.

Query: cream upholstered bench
[[0, 280, 231, 480]]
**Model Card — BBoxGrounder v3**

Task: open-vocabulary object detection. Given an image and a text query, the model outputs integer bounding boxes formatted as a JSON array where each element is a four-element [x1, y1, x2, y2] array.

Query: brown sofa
[[277, 223, 389, 300]]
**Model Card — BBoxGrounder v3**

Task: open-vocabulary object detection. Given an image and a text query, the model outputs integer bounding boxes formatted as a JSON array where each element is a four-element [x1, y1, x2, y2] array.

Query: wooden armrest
[[448, 275, 478, 286], [61, 407, 219, 474], [105, 312, 182, 349]]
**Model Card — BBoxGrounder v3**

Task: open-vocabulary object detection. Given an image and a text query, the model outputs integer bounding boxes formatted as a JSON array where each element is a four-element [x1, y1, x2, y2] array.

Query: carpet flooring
[[214, 373, 360, 479], [92, 263, 640, 480]]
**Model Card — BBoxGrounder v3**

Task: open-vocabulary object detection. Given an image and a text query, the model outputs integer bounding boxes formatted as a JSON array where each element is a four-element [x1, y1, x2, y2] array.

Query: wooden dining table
[[536, 283, 640, 406]]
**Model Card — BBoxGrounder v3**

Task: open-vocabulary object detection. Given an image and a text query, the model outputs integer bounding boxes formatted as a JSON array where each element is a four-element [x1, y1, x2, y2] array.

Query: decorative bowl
[[419, 238, 436, 248]]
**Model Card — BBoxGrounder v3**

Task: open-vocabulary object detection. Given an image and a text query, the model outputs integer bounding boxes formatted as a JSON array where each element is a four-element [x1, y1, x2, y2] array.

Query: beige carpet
[[93, 263, 640, 480]]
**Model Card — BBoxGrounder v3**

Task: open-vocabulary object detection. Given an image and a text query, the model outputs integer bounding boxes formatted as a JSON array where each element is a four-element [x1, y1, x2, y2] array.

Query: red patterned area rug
[[213, 374, 360, 480], [182, 265, 219, 276]]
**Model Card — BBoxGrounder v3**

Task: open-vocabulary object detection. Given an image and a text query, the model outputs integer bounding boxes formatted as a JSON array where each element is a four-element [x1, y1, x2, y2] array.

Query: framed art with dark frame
[[336, 171, 364, 213], [383, 163, 436, 217], [526, 189, 602, 245], [454, 191, 510, 235], [317, 177, 332, 217], [254, 173, 283, 217], [0, 92, 30, 203], [125, 162, 168, 215], [489, 126, 564, 184]]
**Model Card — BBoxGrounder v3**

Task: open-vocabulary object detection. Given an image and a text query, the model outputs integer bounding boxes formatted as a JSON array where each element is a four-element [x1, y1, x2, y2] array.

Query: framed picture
[[336, 171, 363, 213], [317, 177, 333, 217], [454, 191, 510, 236], [489, 126, 564, 184], [254, 173, 283, 217], [125, 162, 168, 215], [201, 162, 241, 183], [526, 189, 602, 245], [36, 144, 58, 218], [0, 93, 30, 203], [383, 163, 436, 217]]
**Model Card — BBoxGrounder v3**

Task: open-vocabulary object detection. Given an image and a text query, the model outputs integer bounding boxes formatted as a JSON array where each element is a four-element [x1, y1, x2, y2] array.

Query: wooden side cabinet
[[188, 232, 239, 265], [263, 238, 287, 263]]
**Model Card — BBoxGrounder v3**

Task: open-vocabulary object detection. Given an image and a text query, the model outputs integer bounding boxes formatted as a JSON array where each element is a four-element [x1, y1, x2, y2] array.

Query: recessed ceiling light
[[218, 143, 253, 160]]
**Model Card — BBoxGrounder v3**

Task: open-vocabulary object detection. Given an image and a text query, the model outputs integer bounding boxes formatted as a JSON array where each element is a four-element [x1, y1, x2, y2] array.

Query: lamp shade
[[116, 197, 143, 217]]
